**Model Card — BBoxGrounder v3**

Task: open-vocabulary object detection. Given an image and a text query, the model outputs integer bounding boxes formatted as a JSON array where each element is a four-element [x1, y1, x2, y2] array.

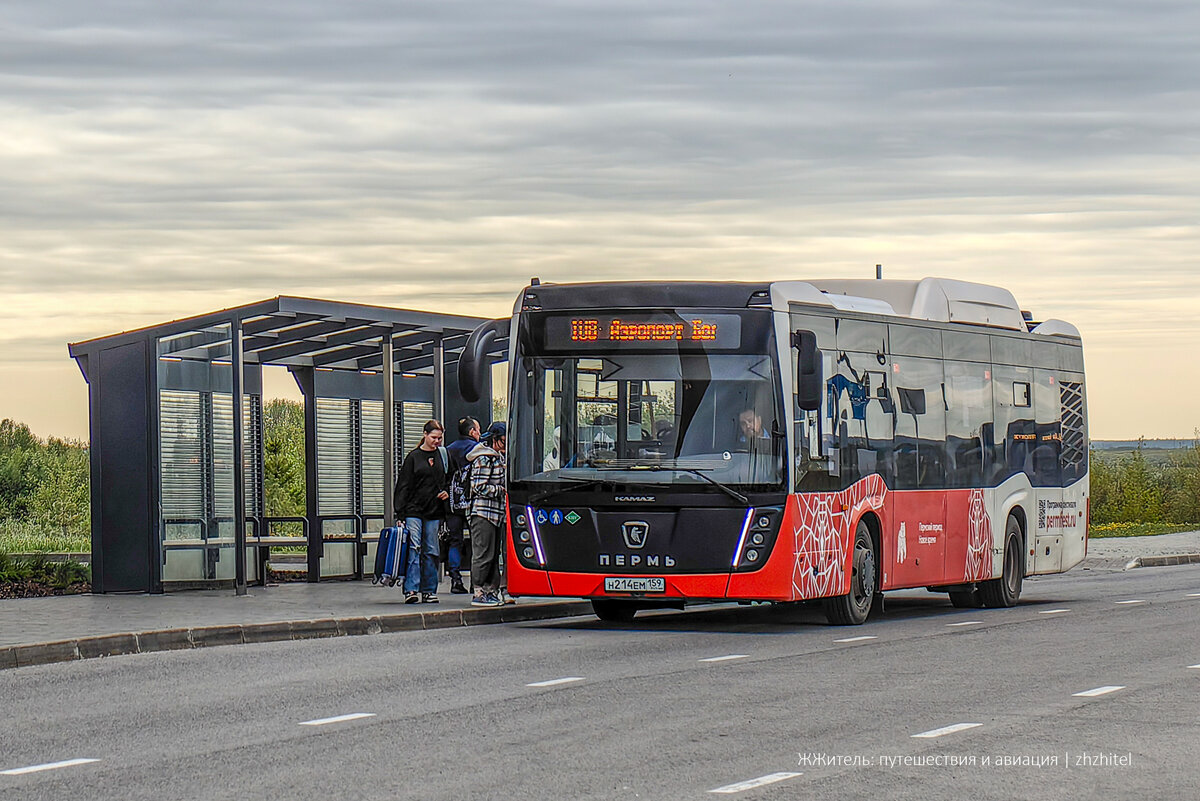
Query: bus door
[[991, 361, 1035, 575], [1031, 341, 1064, 574], [888, 351, 947, 587]]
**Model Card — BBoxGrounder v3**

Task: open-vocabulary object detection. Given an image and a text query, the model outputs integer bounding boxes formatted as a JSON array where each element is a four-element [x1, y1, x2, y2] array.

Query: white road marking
[[299, 713, 376, 726], [526, 677, 585, 688], [1189, 664, 1200, 669], [699, 654, 749, 663], [2, 759, 100, 776], [1187, 593, 1200, 598], [1115, 600, 1145, 605], [946, 620, 982, 627], [709, 772, 802, 794], [1072, 686, 1125, 697], [912, 723, 982, 739], [833, 635, 878, 643], [1039, 609, 1069, 615]]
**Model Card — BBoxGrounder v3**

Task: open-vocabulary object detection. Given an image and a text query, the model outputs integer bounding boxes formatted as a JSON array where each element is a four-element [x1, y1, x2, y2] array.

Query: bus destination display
[[543, 313, 742, 350]]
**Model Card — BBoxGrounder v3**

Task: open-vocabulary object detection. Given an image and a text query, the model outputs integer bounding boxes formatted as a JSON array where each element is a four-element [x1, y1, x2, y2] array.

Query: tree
[[0, 419, 46, 520], [263, 399, 305, 517], [27, 438, 91, 536]]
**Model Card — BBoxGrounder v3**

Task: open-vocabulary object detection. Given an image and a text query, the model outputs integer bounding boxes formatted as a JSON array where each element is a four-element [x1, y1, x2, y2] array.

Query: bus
[[457, 277, 1088, 625]]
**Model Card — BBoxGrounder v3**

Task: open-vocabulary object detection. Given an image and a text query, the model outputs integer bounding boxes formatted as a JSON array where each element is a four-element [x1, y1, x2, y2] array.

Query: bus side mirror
[[795, 330, 822, 411], [457, 318, 510, 403]]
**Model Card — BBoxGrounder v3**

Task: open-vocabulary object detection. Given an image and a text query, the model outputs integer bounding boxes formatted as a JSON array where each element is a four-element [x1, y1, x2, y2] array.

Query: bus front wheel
[[592, 599, 638, 623], [979, 516, 1023, 608], [822, 520, 877, 626]]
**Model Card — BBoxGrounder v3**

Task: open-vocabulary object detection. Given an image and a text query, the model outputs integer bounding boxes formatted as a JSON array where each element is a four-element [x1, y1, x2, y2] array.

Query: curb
[[0, 600, 593, 672], [1125, 553, 1200, 570]]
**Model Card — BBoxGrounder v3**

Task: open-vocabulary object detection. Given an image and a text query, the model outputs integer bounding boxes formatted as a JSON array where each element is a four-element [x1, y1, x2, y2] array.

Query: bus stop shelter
[[68, 296, 507, 594]]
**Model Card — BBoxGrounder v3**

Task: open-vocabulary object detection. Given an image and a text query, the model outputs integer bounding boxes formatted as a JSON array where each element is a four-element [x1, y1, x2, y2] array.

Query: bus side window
[[1031, 369, 1062, 487], [891, 356, 945, 490], [944, 362, 988, 489]]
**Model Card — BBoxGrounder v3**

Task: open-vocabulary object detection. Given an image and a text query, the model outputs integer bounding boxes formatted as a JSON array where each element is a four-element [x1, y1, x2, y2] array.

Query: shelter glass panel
[[316, 398, 357, 517]]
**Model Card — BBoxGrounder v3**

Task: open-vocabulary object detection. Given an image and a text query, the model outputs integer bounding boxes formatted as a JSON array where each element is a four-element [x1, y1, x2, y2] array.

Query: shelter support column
[[232, 318, 247, 596], [294, 367, 322, 582], [434, 335, 445, 423], [383, 334, 396, 528]]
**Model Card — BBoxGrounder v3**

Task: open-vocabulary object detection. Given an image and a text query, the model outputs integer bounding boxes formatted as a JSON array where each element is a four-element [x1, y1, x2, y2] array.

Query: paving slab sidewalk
[[0, 579, 590, 670], [1080, 529, 1200, 570], [2, 530, 1197, 671]]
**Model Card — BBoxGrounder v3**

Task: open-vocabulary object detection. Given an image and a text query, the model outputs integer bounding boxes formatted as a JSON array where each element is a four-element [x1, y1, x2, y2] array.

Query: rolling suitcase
[[373, 526, 409, 586]]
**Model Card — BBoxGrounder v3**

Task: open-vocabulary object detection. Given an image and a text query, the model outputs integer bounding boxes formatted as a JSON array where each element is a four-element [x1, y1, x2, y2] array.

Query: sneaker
[[499, 589, 516, 605], [404, 591, 419, 604], [470, 592, 493, 608], [450, 578, 469, 594], [421, 593, 439, 604]]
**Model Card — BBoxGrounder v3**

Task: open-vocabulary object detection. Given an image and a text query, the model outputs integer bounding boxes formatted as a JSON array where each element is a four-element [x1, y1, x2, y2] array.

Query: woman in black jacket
[[393, 419, 450, 603]]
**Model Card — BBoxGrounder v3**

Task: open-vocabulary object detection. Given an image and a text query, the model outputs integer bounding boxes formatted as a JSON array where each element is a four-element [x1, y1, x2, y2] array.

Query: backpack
[[449, 460, 473, 513]]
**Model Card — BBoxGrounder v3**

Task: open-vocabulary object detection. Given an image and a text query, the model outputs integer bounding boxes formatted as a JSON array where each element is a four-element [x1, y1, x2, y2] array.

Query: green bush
[[0, 419, 91, 546], [0, 549, 91, 588], [1090, 438, 1200, 527]]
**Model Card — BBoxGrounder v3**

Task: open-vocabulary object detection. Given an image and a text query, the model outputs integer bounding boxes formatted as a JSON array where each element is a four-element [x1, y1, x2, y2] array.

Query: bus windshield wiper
[[595, 463, 750, 506], [530, 477, 611, 506], [656, 466, 749, 506]]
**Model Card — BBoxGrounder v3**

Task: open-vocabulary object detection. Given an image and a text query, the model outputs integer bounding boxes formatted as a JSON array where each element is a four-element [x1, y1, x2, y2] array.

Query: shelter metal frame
[[69, 296, 506, 594]]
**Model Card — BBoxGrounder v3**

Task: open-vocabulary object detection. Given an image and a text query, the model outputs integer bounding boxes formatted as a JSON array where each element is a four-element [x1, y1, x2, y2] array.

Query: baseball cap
[[481, 421, 507, 441]]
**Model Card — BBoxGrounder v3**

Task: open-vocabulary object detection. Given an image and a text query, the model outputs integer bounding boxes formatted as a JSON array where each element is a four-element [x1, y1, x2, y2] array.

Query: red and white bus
[[459, 278, 1088, 624]]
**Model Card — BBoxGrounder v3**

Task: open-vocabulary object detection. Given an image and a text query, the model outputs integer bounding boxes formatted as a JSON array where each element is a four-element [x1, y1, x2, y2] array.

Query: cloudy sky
[[1, 0, 1197, 440]]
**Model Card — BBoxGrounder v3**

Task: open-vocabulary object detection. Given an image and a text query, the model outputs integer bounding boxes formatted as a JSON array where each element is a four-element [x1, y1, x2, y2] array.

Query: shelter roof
[[68, 295, 506, 376]]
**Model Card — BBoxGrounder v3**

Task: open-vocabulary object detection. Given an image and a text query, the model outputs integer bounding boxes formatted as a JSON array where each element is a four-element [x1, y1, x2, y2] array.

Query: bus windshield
[[511, 351, 785, 490]]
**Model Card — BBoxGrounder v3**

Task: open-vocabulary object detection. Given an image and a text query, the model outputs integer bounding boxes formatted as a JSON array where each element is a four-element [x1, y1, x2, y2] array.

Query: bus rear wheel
[[979, 516, 1023, 608], [592, 599, 638, 623], [822, 520, 876, 626]]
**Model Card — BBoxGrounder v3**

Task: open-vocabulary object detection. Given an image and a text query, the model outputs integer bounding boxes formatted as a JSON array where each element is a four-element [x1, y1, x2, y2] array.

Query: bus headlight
[[519, 530, 531, 543], [735, 506, 782, 572], [523, 547, 535, 560]]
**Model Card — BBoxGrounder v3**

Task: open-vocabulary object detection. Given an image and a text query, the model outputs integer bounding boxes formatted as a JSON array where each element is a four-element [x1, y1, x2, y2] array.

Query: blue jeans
[[404, 517, 441, 594], [444, 514, 467, 577]]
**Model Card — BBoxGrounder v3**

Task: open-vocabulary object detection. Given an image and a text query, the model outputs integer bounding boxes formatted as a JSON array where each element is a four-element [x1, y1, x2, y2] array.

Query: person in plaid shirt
[[467, 421, 507, 607]]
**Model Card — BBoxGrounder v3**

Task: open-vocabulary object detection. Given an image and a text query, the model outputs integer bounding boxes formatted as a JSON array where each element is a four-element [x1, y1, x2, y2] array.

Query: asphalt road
[[2, 565, 1198, 801]]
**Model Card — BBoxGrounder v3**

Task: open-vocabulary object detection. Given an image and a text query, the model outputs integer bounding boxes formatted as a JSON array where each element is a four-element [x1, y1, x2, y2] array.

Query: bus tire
[[979, 516, 1023, 608], [949, 588, 983, 608], [592, 599, 638, 623], [822, 520, 876, 626]]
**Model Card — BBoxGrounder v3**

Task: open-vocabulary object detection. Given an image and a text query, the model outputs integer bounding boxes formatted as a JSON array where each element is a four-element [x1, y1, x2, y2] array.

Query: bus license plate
[[604, 576, 665, 594]]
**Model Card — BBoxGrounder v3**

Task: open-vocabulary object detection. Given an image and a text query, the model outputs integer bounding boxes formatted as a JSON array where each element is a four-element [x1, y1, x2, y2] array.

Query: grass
[[1090, 522, 1200, 538], [0, 519, 90, 553]]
